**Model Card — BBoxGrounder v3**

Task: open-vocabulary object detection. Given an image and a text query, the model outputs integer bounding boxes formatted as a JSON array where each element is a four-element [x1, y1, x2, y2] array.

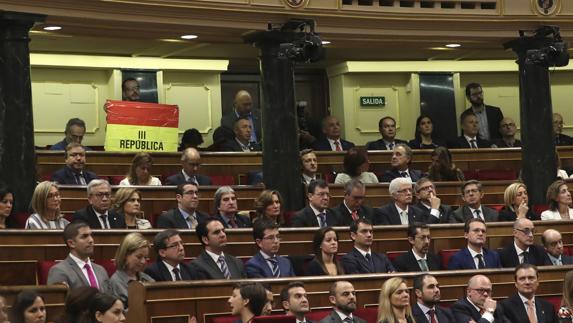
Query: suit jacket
[[312, 138, 355, 151], [164, 171, 212, 186], [412, 303, 455, 323], [563, 255, 573, 265], [144, 260, 203, 282], [215, 213, 252, 228], [318, 310, 367, 323], [414, 201, 454, 224], [51, 166, 98, 185], [452, 297, 509, 323], [498, 243, 551, 268], [450, 205, 499, 223], [448, 136, 495, 149], [498, 206, 539, 221], [555, 133, 573, 146], [190, 249, 246, 279], [245, 251, 295, 278], [340, 247, 395, 274], [332, 203, 374, 226], [72, 206, 126, 229], [447, 247, 501, 270], [365, 138, 408, 150], [219, 139, 261, 152], [47, 254, 109, 291], [156, 208, 209, 229], [393, 249, 441, 272], [291, 207, 340, 227], [462, 105, 504, 140], [379, 168, 422, 183], [493, 138, 521, 148], [373, 203, 427, 225], [220, 108, 262, 142], [500, 294, 558, 323]]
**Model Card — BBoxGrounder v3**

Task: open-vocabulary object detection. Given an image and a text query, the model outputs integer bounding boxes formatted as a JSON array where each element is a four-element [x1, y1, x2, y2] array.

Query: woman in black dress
[[305, 227, 345, 276]]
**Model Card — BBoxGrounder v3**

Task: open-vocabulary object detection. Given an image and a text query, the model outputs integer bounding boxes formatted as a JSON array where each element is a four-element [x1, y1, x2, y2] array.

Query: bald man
[[165, 148, 212, 186], [498, 218, 551, 267], [451, 274, 509, 323], [312, 116, 355, 151], [494, 117, 521, 148], [553, 113, 573, 146], [542, 229, 573, 265], [221, 90, 262, 143]]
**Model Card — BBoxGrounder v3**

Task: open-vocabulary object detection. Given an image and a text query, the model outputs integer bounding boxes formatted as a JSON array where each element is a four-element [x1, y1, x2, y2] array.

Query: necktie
[[172, 267, 182, 281], [365, 253, 375, 272], [522, 251, 530, 264], [351, 210, 359, 221], [268, 257, 280, 277], [428, 308, 437, 323], [334, 141, 342, 152], [388, 143, 394, 150], [400, 210, 409, 225], [99, 215, 109, 229], [476, 254, 486, 269], [526, 299, 537, 323], [218, 255, 231, 279], [84, 263, 99, 288], [418, 258, 429, 271], [554, 257, 562, 266], [318, 213, 327, 228], [189, 176, 198, 184], [228, 217, 238, 228], [470, 139, 478, 148], [474, 209, 482, 220], [344, 317, 353, 323], [75, 173, 86, 185], [399, 171, 409, 178], [187, 215, 198, 229]]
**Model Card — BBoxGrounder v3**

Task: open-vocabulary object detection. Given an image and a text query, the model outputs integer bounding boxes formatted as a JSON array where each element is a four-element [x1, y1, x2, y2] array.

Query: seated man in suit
[[292, 179, 340, 227], [165, 148, 212, 185], [499, 218, 551, 268], [220, 90, 261, 144], [542, 229, 573, 265], [448, 218, 501, 270], [191, 218, 246, 279], [319, 281, 366, 323], [50, 118, 92, 151], [463, 82, 504, 141], [374, 177, 426, 225], [452, 274, 508, 323], [280, 282, 313, 323], [553, 113, 573, 146], [412, 274, 454, 323], [380, 144, 422, 182], [47, 221, 108, 290], [494, 117, 521, 148], [365, 116, 407, 151], [72, 179, 126, 229], [341, 218, 394, 274], [246, 219, 295, 278], [214, 186, 252, 228], [501, 264, 558, 323], [451, 180, 499, 223], [393, 223, 441, 272], [301, 149, 319, 185], [312, 116, 355, 151], [51, 143, 98, 185], [449, 110, 495, 149], [333, 179, 374, 226], [144, 229, 203, 281], [220, 118, 261, 152], [157, 183, 208, 229], [414, 178, 454, 223]]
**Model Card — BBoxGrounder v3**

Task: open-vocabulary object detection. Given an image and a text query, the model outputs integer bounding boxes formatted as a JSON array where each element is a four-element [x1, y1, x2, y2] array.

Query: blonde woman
[[119, 152, 161, 186], [112, 188, 152, 229], [377, 277, 415, 323], [25, 181, 69, 229], [498, 182, 539, 221]]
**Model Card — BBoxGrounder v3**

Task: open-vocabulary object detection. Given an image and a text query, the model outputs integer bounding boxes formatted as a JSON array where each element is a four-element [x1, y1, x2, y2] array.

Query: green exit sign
[[360, 96, 385, 107]]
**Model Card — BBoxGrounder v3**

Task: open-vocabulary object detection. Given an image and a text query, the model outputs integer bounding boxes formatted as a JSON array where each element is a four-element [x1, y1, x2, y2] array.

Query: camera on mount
[[519, 25, 569, 67], [273, 19, 325, 63]]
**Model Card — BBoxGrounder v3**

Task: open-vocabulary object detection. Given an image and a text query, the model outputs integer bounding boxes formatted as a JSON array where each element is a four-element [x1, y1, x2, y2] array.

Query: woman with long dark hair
[[408, 115, 444, 149], [427, 146, 464, 182], [334, 148, 378, 184], [10, 290, 46, 323], [305, 227, 345, 276]]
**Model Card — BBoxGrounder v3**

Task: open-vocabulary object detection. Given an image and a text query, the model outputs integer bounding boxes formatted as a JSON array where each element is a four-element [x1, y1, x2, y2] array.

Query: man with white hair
[[374, 177, 426, 225], [213, 186, 251, 228], [72, 179, 125, 229]]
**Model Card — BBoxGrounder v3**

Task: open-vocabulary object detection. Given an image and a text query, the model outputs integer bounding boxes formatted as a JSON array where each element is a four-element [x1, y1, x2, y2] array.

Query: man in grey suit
[[191, 218, 246, 279], [451, 180, 498, 223], [319, 281, 366, 323], [47, 221, 108, 290], [542, 229, 573, 265]]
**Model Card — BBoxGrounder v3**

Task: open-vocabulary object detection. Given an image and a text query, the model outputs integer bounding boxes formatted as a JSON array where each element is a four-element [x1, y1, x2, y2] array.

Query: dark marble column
[[0, 12, 44, 214]]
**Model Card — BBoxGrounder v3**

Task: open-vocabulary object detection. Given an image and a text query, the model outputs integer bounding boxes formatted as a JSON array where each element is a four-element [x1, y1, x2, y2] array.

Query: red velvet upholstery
[[438, 249, 459, 269], [283, 211, 297, 227], [252, 315, 296, 323], [109, 175, 125, 185], [463, 170, 478, 180], [564, 246, 573, 256], [355, 307, 378, 323], [386, 251, 407, 262], [12, 212, 30, 228], [533, 204, 549, 215], [209, 315, 239, 323], [211, 175, 235, 186], [94, 259, 116, 277], [489, 204, 504, 212], [305, 310, 331, 322], [477, 169, 517, 181], [544, 296, 562, 313], [37, 260, 59, 285]]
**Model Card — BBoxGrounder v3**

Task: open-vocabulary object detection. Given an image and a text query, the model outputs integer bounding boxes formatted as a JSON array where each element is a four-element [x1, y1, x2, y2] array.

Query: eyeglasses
[[47, 192, 61, 199], [263, 235, 281, 241], [183, 190, 199, 196], [396, 188, 412, 194], [91, 192, 111, 199], [515, 228, 535, 236], [470, 288, 492, 295], [417, 186, 434, 193], [165, 241, 184, 249]]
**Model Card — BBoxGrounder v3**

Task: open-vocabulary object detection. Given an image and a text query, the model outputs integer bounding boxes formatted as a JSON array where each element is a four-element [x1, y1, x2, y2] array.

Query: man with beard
[[393, 223, 441, 272], [452, 274, 509, 322], [51, 143, 98, 185], [414, 178, 454, 223], [319, 281, 366, 323], [499, 218, 551, 267], [462, 82, 504, 141], [281, 282, 314, 323], [412, 274, 454, 323], [145, 229, 203, 281]]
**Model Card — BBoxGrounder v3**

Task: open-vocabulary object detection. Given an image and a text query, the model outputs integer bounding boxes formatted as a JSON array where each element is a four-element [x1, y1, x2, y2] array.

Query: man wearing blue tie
[[246, 219, 295, 278], [292, 179, 340, 227]]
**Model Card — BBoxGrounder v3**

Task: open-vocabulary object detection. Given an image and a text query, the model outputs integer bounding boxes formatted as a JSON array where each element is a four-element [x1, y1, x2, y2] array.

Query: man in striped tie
[[332, 179, 374, 226], [246, 219, 295, 278]]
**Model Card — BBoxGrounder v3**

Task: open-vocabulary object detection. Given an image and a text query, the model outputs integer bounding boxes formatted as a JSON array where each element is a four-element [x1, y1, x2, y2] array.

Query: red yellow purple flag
[[104, 100, 179, 152]]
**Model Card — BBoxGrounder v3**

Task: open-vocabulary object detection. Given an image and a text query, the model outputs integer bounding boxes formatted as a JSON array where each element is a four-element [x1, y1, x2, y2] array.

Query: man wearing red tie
[[332, 179, 374, 226], [312, 116, 355, 151]]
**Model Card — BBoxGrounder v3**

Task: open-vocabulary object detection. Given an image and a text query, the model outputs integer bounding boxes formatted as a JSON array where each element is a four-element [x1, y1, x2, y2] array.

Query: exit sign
[[360, 96, 385, 107]]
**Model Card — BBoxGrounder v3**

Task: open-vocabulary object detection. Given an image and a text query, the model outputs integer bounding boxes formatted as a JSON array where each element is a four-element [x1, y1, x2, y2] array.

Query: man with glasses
[[452, 274, 509, 322], [494, 117, 521, 148], [51, 143, 98, 185], [72, 179, 125, 229], [499, 218, 551, 267], [374, 177, 425, 225], [393, 222, 441, 272], [414, 177, 454, 224], [157, 183, 208, 229], [165, 147, 212, 186], [144, 229, 203, 281], [341, 218, 395, 274], [462, 82, 504, 141], [448, 218, 501, 269], [246, 219, 295, 278], [451, 180, 498, 223], [542, 229, 573, 265], [292, 179, 340, 227], [333, 179, 374, 226]]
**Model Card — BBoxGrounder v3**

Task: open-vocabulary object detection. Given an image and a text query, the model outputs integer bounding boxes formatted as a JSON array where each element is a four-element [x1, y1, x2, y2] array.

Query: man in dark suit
[[156, 183, 209, 229], [191, 218, 246, 279], [463, 83, 504, 141], [292, 179, 340, 227], [72, 179, 126, 229], [165, 148, 212, 186], [494, 117, 521, 148], [365, 116, 408, 150], [219, 118, 261, 152], [553, 113, 573, 146], [499, 218, 551, 268], [542, 229, 573, 265], [448, 218, 502, 270], [374, 177, 426, 225], [393, 223, 441, 272], [281, 282, 314, 323], [451, 180, 499, 223], [319, 281, 366, 323], [412, 274, 454, 323], [380, 144, 422, 182], [47, 221, 108, 290], [51, 143, 98, 185], [449, 110, 495, 149], [501, 264, 558, 323], [414, 178, 454, 223], [333, 179, 374, 226], [220, 90, 262, 143], [312, 116, 355, 151], [213, 186, 252, 228], [246, 219, 295, 278], [341, 218, 395, 274], [301, 149, 319, 185], [452, 274, 509, 323], [144, 229, 203, 281]]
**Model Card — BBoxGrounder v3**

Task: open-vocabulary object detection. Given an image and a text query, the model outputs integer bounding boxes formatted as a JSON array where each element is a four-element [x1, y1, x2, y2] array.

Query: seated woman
[[106, 232, 154, 307], [112, 188, 152, 229], [79, 292, 126, 323], [25, 181, 69, 229], [541, 179, 573, 220], [0, 184, 14, 229], [227, 282, 268, 323], [559, 271, 573, 320], [377, 277, 415, 323], [334, 147, 378, 184], [499, 182, 539, 221], [427, 146, 464, 182], [59, 286, 98, 323], [119, 152, 162, 186], [179, 128, 204, 151], [253, 190, 283, 225], [305, 227, 345, 276], [408, 115, 445, 149], [10, 290, 46, 323]]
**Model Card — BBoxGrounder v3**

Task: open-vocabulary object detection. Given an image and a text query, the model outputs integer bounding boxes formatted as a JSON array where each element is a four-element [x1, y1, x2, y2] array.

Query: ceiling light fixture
[[43, 26, 62, 31], [445, 43, 461, 48], [180, 34, 198, 40]]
